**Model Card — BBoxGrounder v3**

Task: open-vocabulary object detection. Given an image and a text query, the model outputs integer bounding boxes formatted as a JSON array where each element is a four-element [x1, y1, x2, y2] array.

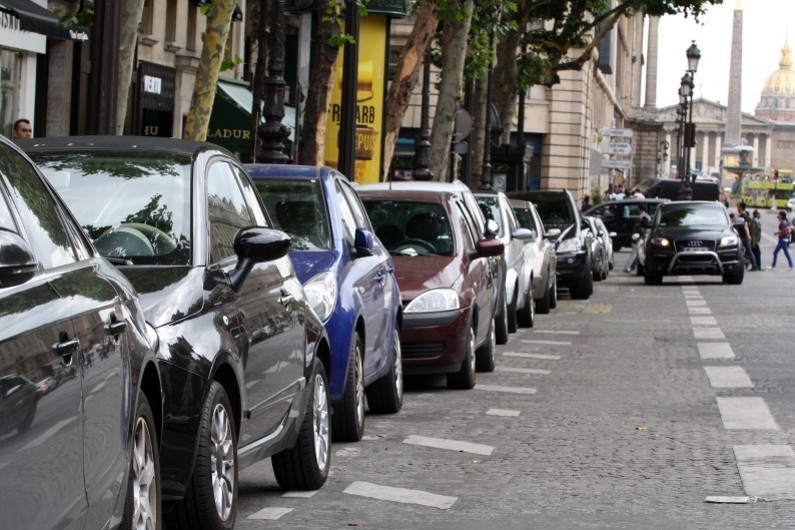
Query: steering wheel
[[95, 223, 177, 257], [121, 223, 177, 253], [393, 238, 436, 254]]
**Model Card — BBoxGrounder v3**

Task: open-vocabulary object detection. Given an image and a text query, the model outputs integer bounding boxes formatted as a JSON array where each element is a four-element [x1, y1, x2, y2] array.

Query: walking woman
[[771, 210, 794, 270]]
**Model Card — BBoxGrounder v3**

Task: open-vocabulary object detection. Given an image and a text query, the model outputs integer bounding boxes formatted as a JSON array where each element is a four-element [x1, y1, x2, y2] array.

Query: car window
[[255, 178, 331, 250], [0, 184, 17, 233], [658, 205, 729, 229], [334, 180, 358, 246], [1, 145, 75, 268], [231, 165, 269, 226], [207, 161, 254, 263], [338, 178, 372, 231], [502, 200, 518, 234], [513, 205, 536, 232], [363, 199, 454, 256], [476, 196, 504, 237], [32, 150, 192, 265], [455, 202, 476, 252]]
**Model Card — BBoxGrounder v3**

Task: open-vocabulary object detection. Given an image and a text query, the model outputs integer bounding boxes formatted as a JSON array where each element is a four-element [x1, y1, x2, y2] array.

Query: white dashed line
[[698, 342, 735, 359], [688, 307, 712, 314], [402, 435, 494, 455], [247, 507, 293, 520], [734, 445, 795, 500], [690, 316, 718, 326], [693, 328, 726, 339], [717, 397, 779, 430], [495, 366, 551, 375], [282, 490, 319, 498], [686, 300, 708, 306], [475, 384, 537, 395], [704, 366, 753, 388], [532, 330, 580, 335], [520, 339, 571, 346], [486, 409, 521, 417], [503, 352, 561, 360], [344, 482, 457, 510]]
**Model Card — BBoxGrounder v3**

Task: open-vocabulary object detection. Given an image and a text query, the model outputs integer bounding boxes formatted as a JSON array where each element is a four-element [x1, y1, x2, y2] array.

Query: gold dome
[[762, 39, 795, 95]]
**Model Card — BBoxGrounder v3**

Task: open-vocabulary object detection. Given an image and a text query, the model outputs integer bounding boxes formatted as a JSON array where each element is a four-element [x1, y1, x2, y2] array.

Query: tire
[[518, 287, 536, 327], [475, 318, 496, 372], [495, 291, 509, 345], [447, 323, 476, 389], [644, 267, 663, 285], [549, 276, 558, 309], [332, 335, 365, 442], [507, 286, 518, 333], [366, 326, 403, 414], [166, 382, 235, 530], [121, 391, 161, 530], [570, 268, 593, 300], [272, 360, 331, 490], [534, 280, 551, 315], [723, 266, 745, 285]]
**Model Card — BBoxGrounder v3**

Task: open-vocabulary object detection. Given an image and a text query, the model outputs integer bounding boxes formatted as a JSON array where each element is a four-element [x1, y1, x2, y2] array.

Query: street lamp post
[[257, 0, 290, 163], [677, 41, 700, 199], [413, 49, 433, 181], [685, 41, 701, 184]]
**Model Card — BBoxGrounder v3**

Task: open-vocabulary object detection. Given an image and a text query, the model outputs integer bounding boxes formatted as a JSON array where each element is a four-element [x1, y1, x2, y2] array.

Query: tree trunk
[[116, 0, 145, 134], [382, 0, 437, 179], [469, 76, 487, 185], [251, 0, 268, 157], [298, 0, 341, 166], [183, 0, 236, 141], [428, 0, 474, 181], [493, 28, 520, 145]]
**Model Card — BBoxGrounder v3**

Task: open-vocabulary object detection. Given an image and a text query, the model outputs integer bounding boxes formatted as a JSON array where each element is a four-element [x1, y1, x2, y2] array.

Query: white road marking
[[495, 366, 551, 375], [475, 384, 537, 395], [282, 490, 318, 498], [503, 352, 561, 360], [734, 445, 795, 500], [693, 328, 726, 339], [403, 435, 494, 456], [698, 342, 734, 359], [704, 366, 753, 388], [691, 316, 718, 326], [521, 339, 571, 346], [717, 397, 779, 430], [486, 409, 521, 417], [688, 307, 712, 315], [19, 417, 77, 451], [344, 481, 457, 510], [335, 447, 361, 457], [247, 507, 293, 520], [704, 496, 754, 504], [686, 300, 707, 307], [532, 330, 580, 335]]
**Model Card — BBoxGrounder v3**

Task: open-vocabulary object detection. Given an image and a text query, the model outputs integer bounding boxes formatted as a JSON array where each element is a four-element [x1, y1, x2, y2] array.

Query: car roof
[[17, 135, 231, 158], [356, 188, 455, 203], [244, 163, 327, 179]]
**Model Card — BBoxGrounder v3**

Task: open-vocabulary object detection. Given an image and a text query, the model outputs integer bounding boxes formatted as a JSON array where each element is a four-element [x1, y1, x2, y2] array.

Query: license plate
[[682, 246, 705, 252]]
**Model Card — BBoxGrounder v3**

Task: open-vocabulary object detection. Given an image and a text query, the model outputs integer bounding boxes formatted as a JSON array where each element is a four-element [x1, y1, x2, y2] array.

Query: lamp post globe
[[686, 41, 701, 73]]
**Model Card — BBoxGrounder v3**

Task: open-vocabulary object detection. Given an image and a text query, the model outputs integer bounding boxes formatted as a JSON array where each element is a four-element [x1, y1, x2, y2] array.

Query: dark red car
[[357, 189, 504, 389]]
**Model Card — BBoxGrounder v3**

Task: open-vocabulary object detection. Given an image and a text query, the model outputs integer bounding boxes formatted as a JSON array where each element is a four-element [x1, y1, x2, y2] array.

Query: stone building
[[755, 38, 795, 174]]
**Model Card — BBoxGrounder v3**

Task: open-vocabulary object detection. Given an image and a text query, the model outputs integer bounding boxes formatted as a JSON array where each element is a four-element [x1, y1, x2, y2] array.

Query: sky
[[656, 0, 795, 113]]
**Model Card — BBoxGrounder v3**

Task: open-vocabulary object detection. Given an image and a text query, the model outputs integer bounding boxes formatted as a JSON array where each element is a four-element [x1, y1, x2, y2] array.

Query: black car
[[584, 198, 669, 251], [0, 136, 162, 529], [643, 178, 721, 202], [22, 136, 333, 529], [642, 201, 744, 285], [508, 189, 594, 299]]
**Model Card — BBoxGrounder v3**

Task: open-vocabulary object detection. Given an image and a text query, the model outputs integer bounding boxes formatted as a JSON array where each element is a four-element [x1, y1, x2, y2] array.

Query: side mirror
[[484, 219, 499, 238], [354, 227, 374, 257], [474, 237, 504, 258], [0, 231, 38, 288], [228, 227, 291, 292], [512, 227, 535, 241], [545, 228, 561, 239]]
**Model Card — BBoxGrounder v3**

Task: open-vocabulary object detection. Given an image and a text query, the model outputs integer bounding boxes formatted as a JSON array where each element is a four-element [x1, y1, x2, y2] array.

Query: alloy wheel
[[131, 414, 157, 530], [312, 373, 330, 471], [210, 403, 235, 521]]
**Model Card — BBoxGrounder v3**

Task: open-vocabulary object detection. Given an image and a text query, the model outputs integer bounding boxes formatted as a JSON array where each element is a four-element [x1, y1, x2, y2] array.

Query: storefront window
[[0, 49, 21, 137]]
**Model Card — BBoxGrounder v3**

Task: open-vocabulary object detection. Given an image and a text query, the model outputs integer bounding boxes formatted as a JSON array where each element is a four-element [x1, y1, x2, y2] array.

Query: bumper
[[646, 247, 742, 275], [400, 307, 471, 375], [556, 251, 589, 287]]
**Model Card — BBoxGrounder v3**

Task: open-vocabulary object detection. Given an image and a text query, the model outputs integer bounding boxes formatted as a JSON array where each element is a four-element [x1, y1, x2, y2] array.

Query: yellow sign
[[324, 15, 387, 184]]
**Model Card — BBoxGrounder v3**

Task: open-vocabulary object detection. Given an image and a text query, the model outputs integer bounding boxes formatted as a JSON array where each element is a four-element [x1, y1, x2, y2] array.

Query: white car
[[509, 199, 559, 314]]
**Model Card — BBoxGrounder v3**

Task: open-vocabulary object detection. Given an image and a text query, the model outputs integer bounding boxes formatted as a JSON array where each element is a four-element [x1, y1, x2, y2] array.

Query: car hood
[[288, 250, 337, 284], [391, 255, 462, 301], [120, 266, 206, 328]]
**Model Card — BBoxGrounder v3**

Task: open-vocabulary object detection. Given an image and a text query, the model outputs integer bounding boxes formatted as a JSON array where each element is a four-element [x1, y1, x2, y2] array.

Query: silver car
[[509, 199, 559, 314]]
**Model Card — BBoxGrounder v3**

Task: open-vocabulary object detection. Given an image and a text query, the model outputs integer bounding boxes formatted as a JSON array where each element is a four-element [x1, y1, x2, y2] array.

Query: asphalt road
[[234, 208, 795, 529]]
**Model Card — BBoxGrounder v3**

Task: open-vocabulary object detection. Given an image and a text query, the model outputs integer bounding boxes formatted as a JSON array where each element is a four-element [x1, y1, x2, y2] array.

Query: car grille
[[402, 343, 444, 358], [675, 239, 716, 252]]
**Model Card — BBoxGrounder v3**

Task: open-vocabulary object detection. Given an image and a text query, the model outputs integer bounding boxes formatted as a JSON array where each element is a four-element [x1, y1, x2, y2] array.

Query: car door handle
[[278, 289, 294, 306], [105, 313, 127, 337], [53, 332, 80, 362]]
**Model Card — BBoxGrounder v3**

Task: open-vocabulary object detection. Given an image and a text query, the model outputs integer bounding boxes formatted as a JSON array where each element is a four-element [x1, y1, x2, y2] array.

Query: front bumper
[[646, 245, 742, 275], [400, 307, 471, 375], [556, 251, 589, 287]]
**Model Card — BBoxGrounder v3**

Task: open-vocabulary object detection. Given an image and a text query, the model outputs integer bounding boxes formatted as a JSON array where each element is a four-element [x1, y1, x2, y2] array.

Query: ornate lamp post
[[479, 30, 495, 190], [257, 0, 290, 163], [685, 41, 701, 183]]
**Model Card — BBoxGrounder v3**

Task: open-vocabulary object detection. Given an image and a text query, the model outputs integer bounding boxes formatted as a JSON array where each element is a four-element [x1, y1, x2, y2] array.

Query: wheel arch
[[213, 362, 242, 440], [139, 360, 163, 444]]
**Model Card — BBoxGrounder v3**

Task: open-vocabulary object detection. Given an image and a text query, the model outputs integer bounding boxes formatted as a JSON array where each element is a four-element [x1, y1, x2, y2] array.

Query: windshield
[[363, 199, 454, 256], [33, 151, 192, 265], [658, 205, 729, 229], [255, 178, 331, 250], [528, 193, 575, 231]]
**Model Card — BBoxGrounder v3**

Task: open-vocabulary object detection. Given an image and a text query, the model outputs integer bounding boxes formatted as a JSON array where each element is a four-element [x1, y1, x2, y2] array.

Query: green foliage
[[591, 188, 603, 207], [464, 0, 517, 80], [220, 55, 243, 72], [52, 1, 94, 29], [321, 0, 368, 47]]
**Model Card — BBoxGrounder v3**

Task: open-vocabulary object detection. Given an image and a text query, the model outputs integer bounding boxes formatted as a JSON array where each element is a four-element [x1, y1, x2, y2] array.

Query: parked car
[[584, 198, 669, 251], [582, 216, 610, 281], [641, 200, 744, 285], [475, 190, 536, 329], [357, 188, 504, 385], [509, 199, 559, 314], [508, 189, 594, 299], [21, 136, 332, 530], [589, 215, 615, 272], [0, 136, 162, 530], [34, 376, 57, 395], [245, 164, 403, 443]]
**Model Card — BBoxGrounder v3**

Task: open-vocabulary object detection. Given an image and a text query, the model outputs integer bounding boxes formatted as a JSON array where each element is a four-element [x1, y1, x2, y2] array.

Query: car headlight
[[556, 237, 580, 254], [650, 237, 671, 248], [719, 234, 739, 247], [303, 271, 337, 322], [404, 288, 460, 313]]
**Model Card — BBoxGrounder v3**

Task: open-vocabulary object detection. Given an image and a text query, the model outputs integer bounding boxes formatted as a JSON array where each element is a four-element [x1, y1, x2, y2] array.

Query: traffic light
[[774, 169, 779, 179]]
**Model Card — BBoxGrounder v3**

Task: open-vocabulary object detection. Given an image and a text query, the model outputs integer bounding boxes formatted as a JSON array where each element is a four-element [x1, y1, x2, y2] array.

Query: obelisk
[[644, 16, 660, 109], [725, 0, 743, 146]]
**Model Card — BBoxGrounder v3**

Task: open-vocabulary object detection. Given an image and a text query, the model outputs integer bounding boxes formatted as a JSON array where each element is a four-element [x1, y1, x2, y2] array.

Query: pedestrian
[[750, 209, 763, 270], [771, 210, 794, 270], [624, 205, 650, 273], [11, 118, 32, 139], [581, 195, 592, 213], [736, 201, 759, 271]]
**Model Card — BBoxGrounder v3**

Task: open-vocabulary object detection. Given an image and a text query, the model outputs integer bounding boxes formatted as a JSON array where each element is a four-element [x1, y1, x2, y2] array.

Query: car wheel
[[495, 292, 509, 345], [475, 318, 496, 372], [366, 325, 403, 414], [644, 266, 663, 285], [723, 266, 744, 285], [121, 390, 161, 530], [570, 267, 593, 300], [549, 276, 558, 309], [447, 323, 476, 389], [167, 382, 237, 530], [534, 281, 550, 315], [332, 335, 365, 442], [16, 399, 37, 433], [272, 359, 331, 490], [518, 285, 535, 327], [507, 285, 518, 333]]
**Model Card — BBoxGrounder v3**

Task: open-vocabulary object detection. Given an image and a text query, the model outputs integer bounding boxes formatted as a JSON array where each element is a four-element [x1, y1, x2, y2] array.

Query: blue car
[[246, 164, 403, 442]]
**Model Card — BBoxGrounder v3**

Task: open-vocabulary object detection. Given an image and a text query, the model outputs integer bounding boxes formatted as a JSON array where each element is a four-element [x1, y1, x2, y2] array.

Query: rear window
[[524, 193, 575, 230]]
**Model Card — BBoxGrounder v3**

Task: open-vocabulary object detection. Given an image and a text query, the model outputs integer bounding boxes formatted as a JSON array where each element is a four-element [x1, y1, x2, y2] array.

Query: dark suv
[[585, 198, 669, 251], [642, 201, 744, 285], [508, 189, 593, 299]]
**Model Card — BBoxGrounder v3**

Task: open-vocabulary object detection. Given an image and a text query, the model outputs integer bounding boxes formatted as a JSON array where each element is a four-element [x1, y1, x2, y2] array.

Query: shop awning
[[0, 0, 88, 41]]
